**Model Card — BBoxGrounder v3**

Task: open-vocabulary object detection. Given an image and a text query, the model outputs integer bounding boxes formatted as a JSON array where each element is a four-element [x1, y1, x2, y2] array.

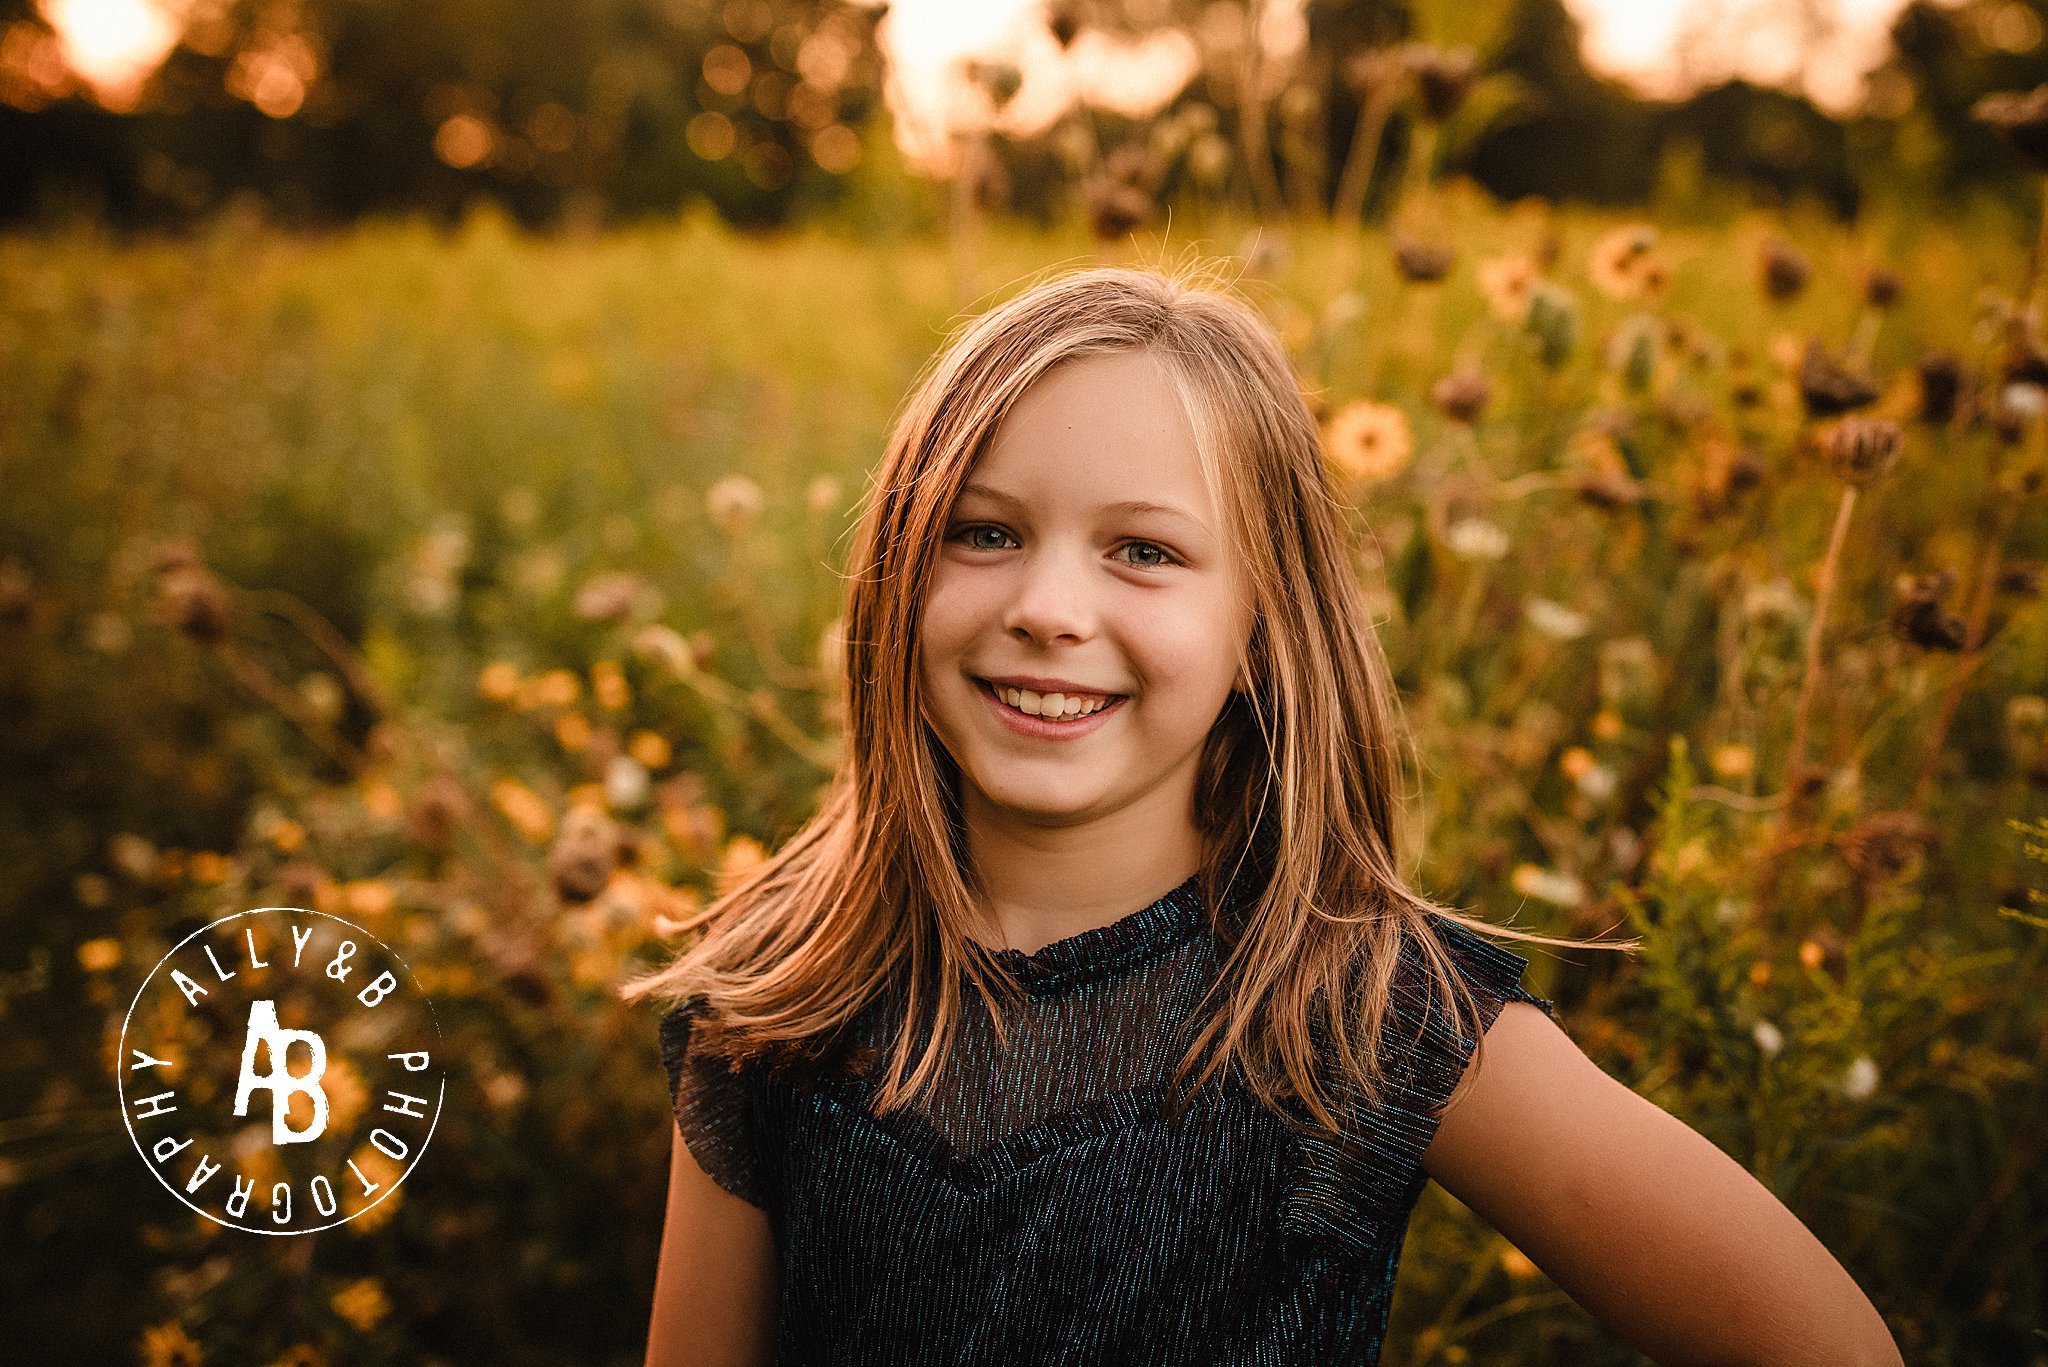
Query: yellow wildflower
[[716, 834, 768, 891], [591, 659, 631, 711], [138, 1320, 202, 1367], [1499, 1243, 1542, 1281], [1588, 224, 1662, 301], [186, 851, 233, 884], [1477, 254, 1538, 322], [360, 780, 404, 822], [1321, 401, 1414, 485], [490, 778, 555, 844], [1711, 743, 1755, 778], [477, 661, 520, 703], [628, 729, 672, 770], [330, 1277, 391, 1333], [342, 879, 394, 919], [527, 668, 582, 709], [554, 712, 593, 752]]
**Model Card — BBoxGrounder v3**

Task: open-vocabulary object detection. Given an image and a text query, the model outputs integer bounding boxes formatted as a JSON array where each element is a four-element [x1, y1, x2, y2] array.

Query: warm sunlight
[[1564, 0, 1926, 113], [35, 0, 1961, 125], [38, 0, 178, 109]]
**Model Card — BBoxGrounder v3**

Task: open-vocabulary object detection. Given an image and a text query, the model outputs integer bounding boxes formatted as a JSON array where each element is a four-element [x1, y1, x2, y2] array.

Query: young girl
[[621, 264, 1903, 1367]]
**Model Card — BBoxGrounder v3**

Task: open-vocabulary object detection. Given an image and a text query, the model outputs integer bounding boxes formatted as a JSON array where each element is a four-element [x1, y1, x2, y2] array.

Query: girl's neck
[[965, 852, 1203, 958]]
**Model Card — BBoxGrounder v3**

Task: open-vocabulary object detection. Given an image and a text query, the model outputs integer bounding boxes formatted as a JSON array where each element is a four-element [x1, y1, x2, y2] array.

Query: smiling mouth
[[977, 679, 1127, 722]]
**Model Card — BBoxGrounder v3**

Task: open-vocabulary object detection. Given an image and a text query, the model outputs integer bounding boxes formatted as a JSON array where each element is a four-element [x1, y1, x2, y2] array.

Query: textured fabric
[[656, 873, 1557, 1366]]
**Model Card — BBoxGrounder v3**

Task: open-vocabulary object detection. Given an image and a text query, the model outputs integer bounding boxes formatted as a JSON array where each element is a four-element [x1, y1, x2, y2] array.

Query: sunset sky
[[36, 0, 1956, 160]]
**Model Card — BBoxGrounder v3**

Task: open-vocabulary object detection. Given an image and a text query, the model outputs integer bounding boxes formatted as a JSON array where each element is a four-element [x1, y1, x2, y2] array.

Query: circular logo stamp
[[119, 907, 444, 1234]]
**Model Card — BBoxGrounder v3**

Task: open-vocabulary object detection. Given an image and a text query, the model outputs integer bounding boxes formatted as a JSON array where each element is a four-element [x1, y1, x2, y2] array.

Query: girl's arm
[[644, 1119, 779, 1367], [1422, 1002, 1905, 1367]]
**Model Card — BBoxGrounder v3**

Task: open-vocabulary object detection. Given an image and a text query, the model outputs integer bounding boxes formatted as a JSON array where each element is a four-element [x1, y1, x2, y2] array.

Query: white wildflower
[[1741, 577, 1805, 623], [604, 755, 651, 811], [1509, 862, 1587, 907], [1525, 597, 1591, 640], [1753, 1020, 1785, 1059], [1445, 517, 1509, 560], [1574, 762, 1618, 800], [2001, 381, 2047, 419], [1842, 1054, 1880, 1101], [707, 475, 765, 536]]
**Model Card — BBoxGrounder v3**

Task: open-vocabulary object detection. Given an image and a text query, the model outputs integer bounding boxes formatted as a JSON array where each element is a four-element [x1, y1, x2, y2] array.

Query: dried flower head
[[2004, 339, 2048, 388], [1916, 351, 1963, 425], [1573, 471, 1644, 509], [1890, 570, 1966, 650], [150, 546, 231, 646], [964, 59, 1022, 109], [1322, 400, 1414, 485], [1972, 84, 2048, 173], [1402, 45, 1478, 122], [1761, 238, 1810, 301], [549, 802, 629, 903], [1588, 224, 1660, 300], [1045, 0, 1082, 48], [1841, 810, 1935, 887], [1998, 560, 2045, 598], [1430, 369, 1492, 424], [1085, 174, 1153, 241], [1863, 268, 1902, 309], [1800, 339, 1880, 418], [1393, 237, 1455, 283], [1824, 416, 1904, 486]]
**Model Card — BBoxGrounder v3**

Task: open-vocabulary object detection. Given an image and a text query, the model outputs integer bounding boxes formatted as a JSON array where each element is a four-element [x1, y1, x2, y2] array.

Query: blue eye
[[947, 525, 1180, 570], [1116, 541, 1178, 569], [953, 524, 1016, 552]]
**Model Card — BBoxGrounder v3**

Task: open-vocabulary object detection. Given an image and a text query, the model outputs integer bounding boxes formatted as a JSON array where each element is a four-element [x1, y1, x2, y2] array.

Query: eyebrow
[[955, 483, 1208, 533]]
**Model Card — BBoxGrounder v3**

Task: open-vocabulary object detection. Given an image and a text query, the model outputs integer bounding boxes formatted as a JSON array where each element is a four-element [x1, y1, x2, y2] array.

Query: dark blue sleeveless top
[[657, 873, 1555, 1366]]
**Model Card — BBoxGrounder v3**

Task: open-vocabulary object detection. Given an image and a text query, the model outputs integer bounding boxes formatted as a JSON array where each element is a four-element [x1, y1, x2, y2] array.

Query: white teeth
[[994, 685, 1112, 719]]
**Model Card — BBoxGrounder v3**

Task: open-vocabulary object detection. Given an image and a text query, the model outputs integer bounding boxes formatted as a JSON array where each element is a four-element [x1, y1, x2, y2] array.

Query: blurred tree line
[[0, 0, 2045, 230]]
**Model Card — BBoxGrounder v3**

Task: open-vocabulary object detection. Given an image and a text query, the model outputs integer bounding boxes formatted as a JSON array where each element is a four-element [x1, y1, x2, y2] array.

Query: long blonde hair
[[619, 260, 1627, 1134]]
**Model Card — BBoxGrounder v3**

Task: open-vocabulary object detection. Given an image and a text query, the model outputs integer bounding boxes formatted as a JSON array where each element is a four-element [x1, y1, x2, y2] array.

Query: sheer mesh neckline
[[966, 871, 1205, 996]]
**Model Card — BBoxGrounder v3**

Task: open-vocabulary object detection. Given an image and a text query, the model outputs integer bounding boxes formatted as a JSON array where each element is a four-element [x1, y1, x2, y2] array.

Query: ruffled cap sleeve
[[1280, 915, 1557, 1260], [658, 995, 768, 1211]]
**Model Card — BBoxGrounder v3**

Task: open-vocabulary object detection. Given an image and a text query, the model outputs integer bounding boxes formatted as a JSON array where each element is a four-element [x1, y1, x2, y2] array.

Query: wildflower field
[[3, 189, 2046, 1365]]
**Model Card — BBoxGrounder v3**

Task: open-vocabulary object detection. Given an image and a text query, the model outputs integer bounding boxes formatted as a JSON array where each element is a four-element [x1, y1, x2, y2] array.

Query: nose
[[1000, 541, 1098, 645]]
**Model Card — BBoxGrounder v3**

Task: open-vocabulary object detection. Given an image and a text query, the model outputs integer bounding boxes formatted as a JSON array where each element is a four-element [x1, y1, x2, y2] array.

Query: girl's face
[[918, 349, 1256, 834]]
